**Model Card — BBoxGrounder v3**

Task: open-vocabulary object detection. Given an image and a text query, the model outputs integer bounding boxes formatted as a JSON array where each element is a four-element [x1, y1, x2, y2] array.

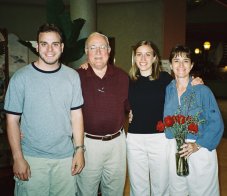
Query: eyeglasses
[[86, 45, 109, 51]]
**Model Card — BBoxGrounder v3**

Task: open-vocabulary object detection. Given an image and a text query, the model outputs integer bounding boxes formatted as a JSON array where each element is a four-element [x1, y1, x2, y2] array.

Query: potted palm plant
[[19, 0, 86, 65]]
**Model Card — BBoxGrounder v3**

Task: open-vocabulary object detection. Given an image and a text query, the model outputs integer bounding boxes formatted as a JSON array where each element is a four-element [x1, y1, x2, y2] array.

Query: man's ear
[[61, 43, 64, 52], [108, 47, 111, 54], [36, 43, 39, 53]]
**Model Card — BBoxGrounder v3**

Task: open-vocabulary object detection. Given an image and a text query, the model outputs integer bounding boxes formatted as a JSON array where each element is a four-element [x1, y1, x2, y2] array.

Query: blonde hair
[[129, 40, 161, 81]]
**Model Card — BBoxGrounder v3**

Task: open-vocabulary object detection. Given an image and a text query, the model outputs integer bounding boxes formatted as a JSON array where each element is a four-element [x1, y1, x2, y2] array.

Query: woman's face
[[134, 45, 156, 77], [170, 53, 193, 79]]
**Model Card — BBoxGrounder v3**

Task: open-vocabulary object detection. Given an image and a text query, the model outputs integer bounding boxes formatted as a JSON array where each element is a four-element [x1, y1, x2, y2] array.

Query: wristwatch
[[75, 145, 86, 152]]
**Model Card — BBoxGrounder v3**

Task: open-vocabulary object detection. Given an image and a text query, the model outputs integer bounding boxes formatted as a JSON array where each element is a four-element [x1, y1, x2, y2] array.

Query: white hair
[[85, 32, 110, 48]]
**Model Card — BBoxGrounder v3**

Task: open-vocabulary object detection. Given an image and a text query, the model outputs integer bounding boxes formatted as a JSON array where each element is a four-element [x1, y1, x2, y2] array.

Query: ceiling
[[0, 0, 214, 9], [0, 0, 150, 5]]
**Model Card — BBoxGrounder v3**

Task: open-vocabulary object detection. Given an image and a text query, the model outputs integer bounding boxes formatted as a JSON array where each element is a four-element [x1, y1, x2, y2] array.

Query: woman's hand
[[179, 142, 200, 158], [191, 76, 204, 86]]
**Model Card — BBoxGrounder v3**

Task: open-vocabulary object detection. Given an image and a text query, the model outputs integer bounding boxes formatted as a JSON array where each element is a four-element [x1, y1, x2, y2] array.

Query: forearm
[[71, 108, 84, 146], [6, 114, 23, 161], [71, 108, 85, 175]]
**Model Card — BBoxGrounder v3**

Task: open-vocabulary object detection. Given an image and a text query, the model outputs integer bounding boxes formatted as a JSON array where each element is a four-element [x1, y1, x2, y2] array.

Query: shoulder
[[113, 65, 128, 77], [75, 67, 83, 74], [165, 79, 175, 92], [193, 84, 212, 92], [193, 84, 214, 96], [61, 65, 79, 77], [61, 64, 77, 73], [15, 64, 32, 74], [109, 65, 129, 83], [10, 64, 32, 80], [75, 67, 91, 83], [76, 66, 91, 76]]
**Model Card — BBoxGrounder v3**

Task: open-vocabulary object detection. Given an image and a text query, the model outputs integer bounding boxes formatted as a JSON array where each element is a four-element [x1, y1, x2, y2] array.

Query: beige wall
[[97, 1, 164, 72]]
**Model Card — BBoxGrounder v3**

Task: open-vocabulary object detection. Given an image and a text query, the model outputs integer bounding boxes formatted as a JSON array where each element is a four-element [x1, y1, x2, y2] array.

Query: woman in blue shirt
[[164, 45, 224, 196]]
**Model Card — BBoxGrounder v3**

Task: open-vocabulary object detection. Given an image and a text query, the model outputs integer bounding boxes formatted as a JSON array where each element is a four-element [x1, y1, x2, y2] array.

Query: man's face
[[36, 32, 64, 66], [85, 34, 111, 70]]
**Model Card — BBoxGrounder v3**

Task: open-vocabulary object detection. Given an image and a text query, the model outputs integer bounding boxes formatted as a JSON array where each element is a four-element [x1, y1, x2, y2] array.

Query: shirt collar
[[86, 63, 115, 78], [170, 76, 193, 89]]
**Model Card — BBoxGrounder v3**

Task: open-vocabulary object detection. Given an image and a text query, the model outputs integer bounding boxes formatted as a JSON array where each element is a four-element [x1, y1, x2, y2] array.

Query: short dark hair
[[169, 45, 194, 63], [36, 23, 63, 43]]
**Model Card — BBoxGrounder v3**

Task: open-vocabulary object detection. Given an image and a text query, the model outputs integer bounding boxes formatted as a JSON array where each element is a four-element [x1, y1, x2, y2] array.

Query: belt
[[85, 129, 123, 141]]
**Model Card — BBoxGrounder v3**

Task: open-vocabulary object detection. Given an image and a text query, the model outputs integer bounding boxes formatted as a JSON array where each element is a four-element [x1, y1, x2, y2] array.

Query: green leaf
[[58, 12, 73, 44], [46, 0, 86, 63], [15, 0, 87, 64], [72, 18, 86, 42], [62, 38, 86, 64]]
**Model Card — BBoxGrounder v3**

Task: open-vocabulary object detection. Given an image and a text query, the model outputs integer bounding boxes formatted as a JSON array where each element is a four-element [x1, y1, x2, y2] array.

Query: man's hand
[[71, 150, 85, 175], [80, 63, 89, 70], [13, 157, 31, 181]]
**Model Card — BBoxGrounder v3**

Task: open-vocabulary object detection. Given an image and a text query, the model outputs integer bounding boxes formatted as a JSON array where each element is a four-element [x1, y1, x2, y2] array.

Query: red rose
[[156, 121, 165, 132], [175, 114, 186, 124], [188, 123, 198, 133], [164, 116, 174, 127]]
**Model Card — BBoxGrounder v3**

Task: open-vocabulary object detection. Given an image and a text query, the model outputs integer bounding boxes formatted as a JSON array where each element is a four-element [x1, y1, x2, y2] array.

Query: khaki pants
[[14, 156, 77, 196], [77, 131, 126, 196]]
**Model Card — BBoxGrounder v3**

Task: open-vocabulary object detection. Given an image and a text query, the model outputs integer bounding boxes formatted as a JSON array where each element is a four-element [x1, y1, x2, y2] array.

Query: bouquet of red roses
[[156, 112, 204, 176], [156, 114, 200, 141]]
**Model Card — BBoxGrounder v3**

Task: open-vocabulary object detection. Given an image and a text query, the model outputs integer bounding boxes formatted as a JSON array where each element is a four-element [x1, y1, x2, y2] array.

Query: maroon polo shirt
[[77, 64, 129, 136]]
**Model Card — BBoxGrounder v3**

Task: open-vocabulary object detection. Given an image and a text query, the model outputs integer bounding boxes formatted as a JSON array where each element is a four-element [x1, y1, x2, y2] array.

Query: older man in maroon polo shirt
[[76, 32, 129, 196]]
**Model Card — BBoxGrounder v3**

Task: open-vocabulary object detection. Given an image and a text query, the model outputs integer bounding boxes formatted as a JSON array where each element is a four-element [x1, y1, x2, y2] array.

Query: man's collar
[[86, 63, 115, 78]]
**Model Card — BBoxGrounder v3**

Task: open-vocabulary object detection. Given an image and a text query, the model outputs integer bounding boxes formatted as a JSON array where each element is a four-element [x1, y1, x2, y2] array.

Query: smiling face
[[85, 33, 111, 70], [36, 32, 64, 68], [170, 53, 194, 79], [134, 45, 156, 76]]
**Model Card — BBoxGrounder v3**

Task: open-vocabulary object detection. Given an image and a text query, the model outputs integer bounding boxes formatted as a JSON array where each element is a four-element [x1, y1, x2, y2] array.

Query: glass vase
[[175, 138, 189, 176]]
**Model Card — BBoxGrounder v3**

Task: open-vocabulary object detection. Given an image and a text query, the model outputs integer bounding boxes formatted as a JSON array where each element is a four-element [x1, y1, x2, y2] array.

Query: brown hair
[[129, 40, 161, 81], [36, 23, 63, 43], [169, 45, 194, 63]]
